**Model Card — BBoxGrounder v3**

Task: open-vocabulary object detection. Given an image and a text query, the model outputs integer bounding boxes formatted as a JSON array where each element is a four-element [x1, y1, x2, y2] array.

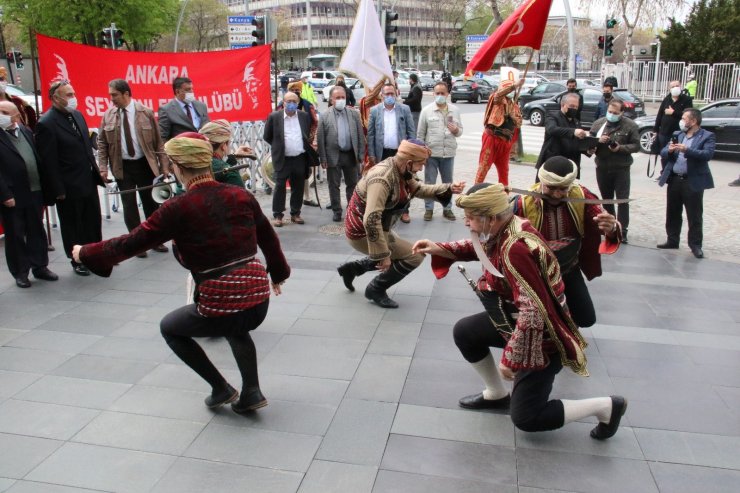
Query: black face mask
[[603, 92, 612, 100], [565, 108, 578, 118]]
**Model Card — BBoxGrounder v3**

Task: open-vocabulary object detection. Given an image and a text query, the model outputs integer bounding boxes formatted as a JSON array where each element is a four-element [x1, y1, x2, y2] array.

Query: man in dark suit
[[158, 77, 210, 141], [35, 81, 104, 276], [654, 80, 693, 171], [535, 93, 589, 178], [0, 101, 58, 287], [403, 74, 423, 130], [263, 91, 312, 227], [658, 108, 715, 259], [317, 86, 364, 222]]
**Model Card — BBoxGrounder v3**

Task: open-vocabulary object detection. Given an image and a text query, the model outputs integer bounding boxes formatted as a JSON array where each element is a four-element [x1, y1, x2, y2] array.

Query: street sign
[[228, 16, 254, 24], [229, 25, 251, 33], [228, 15, 256, 48], [229, 44, 252, 50], [228, 34, 255, 43], [465, 35, 488, 62], [575, 54, 583, 63]]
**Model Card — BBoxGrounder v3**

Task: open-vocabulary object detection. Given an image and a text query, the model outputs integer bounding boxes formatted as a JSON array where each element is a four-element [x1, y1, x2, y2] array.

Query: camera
[[608, 141, 619, 150]]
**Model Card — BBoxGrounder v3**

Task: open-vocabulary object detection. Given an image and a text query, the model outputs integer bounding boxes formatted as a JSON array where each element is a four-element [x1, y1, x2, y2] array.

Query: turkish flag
[[466, 0, 553, 76]]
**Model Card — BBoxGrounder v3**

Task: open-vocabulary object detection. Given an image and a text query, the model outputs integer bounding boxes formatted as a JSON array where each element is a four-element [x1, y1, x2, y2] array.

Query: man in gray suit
[[158, 77, 210, 141], [317, 86, 365, 222], [367, 83, 416, 222]]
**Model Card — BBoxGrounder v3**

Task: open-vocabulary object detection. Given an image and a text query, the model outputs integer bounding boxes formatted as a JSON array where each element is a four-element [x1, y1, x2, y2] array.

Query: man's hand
[[673, 143, 688, 153], [3, 198, 15, 207], [668, 143, 680, 154], [320, 162, 327, 170], [451, 181, 466, 194], [376, 257, 391, 273], [412, 239, 443, 256], [574, 129, 587, 139], [599, 134, 610, 144], [664, 106, 674, 115], [594, 212, 618, 236], [271, 281, 283, 296], [609, 143, 620, 153], [72, 245, 82, 263], [100, 171, 109, 182], [499, 362, 516, 381], [233, 145, 256, 158], [447, 122, 459, 134]]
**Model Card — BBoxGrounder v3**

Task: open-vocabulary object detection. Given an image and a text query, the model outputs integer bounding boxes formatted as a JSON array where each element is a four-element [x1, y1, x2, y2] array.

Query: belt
[[285, 152, 306, 158], [383, 147, 397, 153], [193, 256, 256, 283], [672, 173, 688, 179], [122, 156, 146, 163]]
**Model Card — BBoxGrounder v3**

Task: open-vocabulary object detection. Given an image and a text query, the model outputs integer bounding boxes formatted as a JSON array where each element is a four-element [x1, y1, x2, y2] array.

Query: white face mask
[[183, 92, 196, 104], [66, 97, 78, 111], [679, 120, 690, 132], [333, 99, 346, 111], [0, 81, 7, 92], [670, 87, 681, 97], [0, 114, 13, 130], [435, 95, 447, 105]]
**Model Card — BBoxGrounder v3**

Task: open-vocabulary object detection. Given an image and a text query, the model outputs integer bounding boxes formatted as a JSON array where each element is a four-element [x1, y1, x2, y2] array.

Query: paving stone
[[211, 398, 337, 436], [0, 478, 14, 492], [372, 470, 516, 493], [109, 385, 215, 422], [0, 400, 99, 440], [649, 461, 740, 493], [4, 482, 104, 493], [0, 328, 26, 345], [81, 337, 171, 362], [288, 317, 378, 340], [0, 371, 41, 401], [366, 321, 421, 357], [635, 428, 740, 470], [6, 330, 101, 355], [299, 460, 377, 493], [515, 421, 643, 460], [52, 355, 157, 384], [109, 321, 160, 339], [259, 373, 349, 407], [14, 375, 131, 410], [346, 354, 411, 403], [0, 347, 71, 374], [32, 313, 127, 336], [137, 363, 240, 392], [260, 335, 367, 380], [26, 442, 175, 493], [0, 433, 62, 479]]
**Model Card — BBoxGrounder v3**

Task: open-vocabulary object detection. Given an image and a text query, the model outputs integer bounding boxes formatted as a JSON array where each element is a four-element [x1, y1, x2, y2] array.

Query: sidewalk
[[1, 185, 739, 491]]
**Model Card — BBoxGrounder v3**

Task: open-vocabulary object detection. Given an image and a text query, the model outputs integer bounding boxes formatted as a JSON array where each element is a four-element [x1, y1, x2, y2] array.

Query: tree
[[661, 0, 740, 63], [183, 0, 228, 52]]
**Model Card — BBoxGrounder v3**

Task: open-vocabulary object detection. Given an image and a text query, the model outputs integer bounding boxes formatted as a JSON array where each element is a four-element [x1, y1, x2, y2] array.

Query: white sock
[[470, 352, 508, 400], [561, 397, 612, 424]]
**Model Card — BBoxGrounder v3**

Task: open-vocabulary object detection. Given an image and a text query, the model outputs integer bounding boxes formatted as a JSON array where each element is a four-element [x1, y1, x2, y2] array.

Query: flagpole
[[514, 49, 535, 101]]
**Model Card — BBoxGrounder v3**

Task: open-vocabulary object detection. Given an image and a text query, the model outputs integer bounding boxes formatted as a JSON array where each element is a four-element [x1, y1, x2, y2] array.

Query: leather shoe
[[303, 199, 320, 207], [33, 267, 59, 281], [291, 215, 305, 224], [272, 217, 283, 227], [443, 210, 456, 221], [47, 244, 56, 252], [364, 286, 399, 309], [691, 246, 704, 259], [400, 213, 411, 223], [333, 211, 342, 222], [590, 395, 628, 440], [458, 392, 511, 410], [15, 276, 31, 288], [656, 242, 679, 249], [73, 264, 90, 276], [204, 384, 239, 409], [152, 244, 169, 253], [135, 252, 148, 258], [231, 388, 268, 414]]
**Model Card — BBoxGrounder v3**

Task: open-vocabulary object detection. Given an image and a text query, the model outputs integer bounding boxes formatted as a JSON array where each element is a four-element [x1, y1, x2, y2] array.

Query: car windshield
[[614, 90, 637, 102]]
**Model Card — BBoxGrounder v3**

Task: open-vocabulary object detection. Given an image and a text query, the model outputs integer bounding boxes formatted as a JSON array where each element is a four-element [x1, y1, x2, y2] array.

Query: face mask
[[565, 108, 578, 119], [66, 97, 78, 111], [435, 95, 446, 105], [333, 99, 346, 111], [0, 114, 13, 130], [183, 92, 196, 103], [606, 113, 621, 123], [384, 95, 395, 106], [0, 81, 7, 91], [603, 92, 612, 100], [285, 102, 298, 113], [670, 87, 681, 97], [679, 120, 690, 132]]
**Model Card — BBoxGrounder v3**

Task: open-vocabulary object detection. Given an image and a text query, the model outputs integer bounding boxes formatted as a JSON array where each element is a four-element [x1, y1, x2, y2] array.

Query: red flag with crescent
[[465, 0, 553, 77]]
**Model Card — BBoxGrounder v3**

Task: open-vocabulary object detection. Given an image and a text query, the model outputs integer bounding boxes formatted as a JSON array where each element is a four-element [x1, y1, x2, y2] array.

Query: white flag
[[339, 0, 393, 89]]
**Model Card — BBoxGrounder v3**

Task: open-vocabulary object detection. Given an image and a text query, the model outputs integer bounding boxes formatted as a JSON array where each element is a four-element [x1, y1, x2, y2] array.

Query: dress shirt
[[177, 98, 201, 130], [334, 108, 351, 151], [673, 133, 696, 175], [382, 106, 399, 149], [283, 110, 305, 157], [120, 100, 144, 160]]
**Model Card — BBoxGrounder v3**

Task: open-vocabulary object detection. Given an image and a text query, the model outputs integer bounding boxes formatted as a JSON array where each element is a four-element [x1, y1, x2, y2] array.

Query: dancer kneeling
[[72, 133, 290, 413], [412, 183, 627, 439]]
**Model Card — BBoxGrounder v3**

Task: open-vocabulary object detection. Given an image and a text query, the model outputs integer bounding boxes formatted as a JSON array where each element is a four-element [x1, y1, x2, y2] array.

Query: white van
[[300, 71, 341, 89]]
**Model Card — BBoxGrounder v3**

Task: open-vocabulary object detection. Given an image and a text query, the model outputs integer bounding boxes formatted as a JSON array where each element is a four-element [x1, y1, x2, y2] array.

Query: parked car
[[5, 83, 43, 113], [521, 74, 549, 90], [450, 79, 497, 104], [419, 76, 436, 91], [394, 75, 411, 98], [300, 70, 340, 89], [632, 98, 740, 155], [522, 88, 646, 127], [518, 81, 567, 108], [321, 78, 366, 103]]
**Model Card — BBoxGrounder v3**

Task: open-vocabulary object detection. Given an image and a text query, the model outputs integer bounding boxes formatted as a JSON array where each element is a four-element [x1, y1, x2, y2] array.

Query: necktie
[[66, 114, 82, 137], [184, 104, 193, 124], [122, 108, 135, 157], [6, 128, 17, 139]]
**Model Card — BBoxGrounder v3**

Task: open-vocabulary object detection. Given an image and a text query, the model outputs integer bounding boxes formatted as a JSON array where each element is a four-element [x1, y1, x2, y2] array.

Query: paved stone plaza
[[1, 143, 740, 491]]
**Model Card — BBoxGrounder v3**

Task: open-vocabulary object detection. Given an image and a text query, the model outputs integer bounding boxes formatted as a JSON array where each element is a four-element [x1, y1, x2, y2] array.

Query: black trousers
[[657, 134, 670, 171], [562, 268, 596, 328], [272, 154, 307, 218], [160, 300, 269, 393], [665, 174, 704, 248], [453, 311, 565, 432], [56, 193, 102, 262], [595, 165, 630, 231], [1, 191, 49, 278], [327, 150, 360, 212], [117, 157, 159, 232]]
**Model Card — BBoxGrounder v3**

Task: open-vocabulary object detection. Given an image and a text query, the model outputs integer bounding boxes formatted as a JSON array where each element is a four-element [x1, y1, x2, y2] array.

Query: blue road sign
[[228, 16, 255, 24], [230, 44, 252, 50], [466, 35, 488, 43]]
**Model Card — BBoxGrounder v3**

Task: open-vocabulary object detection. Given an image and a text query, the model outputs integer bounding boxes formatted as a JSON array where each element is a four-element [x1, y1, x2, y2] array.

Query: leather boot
[[337, 258, 376, 292], [364, 260, 414, 309]]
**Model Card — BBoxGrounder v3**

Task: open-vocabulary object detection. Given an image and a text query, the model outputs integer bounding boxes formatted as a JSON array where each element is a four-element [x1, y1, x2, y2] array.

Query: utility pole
[[651, 36, 661, 102], [111, 23, 117, 50]]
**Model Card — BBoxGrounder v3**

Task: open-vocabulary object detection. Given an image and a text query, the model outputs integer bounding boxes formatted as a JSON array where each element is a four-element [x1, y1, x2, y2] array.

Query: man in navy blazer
[[657, 108, 715, 258], [367, 83, 416, 222]]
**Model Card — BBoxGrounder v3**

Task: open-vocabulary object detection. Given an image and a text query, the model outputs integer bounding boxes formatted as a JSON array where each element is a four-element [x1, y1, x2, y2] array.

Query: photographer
[[589, 98, 640, 242]]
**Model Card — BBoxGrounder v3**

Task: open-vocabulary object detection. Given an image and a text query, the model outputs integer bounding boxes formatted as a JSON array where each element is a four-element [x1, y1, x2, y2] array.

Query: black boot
[[364, 260, 415, 309], [337, 258, 376, 292]]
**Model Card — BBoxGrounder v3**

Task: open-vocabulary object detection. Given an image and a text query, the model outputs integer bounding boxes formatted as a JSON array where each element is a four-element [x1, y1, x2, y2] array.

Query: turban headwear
[[396, 139, 432, 162], [538, 156, 578, 188], [200, 119, 232, 144], [0, 67, 7, 79], [455, 182, 510, 217], [287, 81, 303, 92], [164, 133, 213, 169]]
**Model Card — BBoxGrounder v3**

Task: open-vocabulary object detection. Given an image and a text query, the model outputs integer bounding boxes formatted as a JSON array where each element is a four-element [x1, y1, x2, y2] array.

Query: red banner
[[36, 34, 272, 128]]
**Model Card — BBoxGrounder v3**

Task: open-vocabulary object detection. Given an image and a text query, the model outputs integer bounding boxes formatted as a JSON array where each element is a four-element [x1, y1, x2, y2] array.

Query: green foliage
[[0, 0, 180, 49], [660, 0, 740, 63]]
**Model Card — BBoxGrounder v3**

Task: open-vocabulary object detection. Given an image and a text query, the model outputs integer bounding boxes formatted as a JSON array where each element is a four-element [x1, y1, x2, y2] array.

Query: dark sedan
[[632, 99, 740, 155], [419, 76, 436, 91], [518, 81, 567, 108], [522, 88, 646, 127], [450, 79, 496, 104]]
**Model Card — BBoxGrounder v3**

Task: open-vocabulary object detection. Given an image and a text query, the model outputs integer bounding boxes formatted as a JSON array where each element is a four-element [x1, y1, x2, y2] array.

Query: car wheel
[[451, 98, 456, 103], [475, 93, 481, 104], [529, 109, 544, 126], [639, 128, 656, 154]]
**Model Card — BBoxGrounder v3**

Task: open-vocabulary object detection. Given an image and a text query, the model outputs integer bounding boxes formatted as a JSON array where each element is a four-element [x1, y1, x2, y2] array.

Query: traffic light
[[113, 29, 124, 48], [5, 52, 14, 63], [101, 28, 113, 47], [251, 16, 266, 46], [13, 50, 23, 70], [384, 10, 398, 47], [606, 18, 618, 29], [598, 36, 605, 50], [605, 35, 615, 57]]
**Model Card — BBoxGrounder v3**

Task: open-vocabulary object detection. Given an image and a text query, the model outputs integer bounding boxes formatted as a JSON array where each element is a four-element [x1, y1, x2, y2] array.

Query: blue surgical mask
[[384, 95, 396, 106], [606, 113, 621, 123], [285, 102, 298, 113], [435, 95, 446, 105]]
